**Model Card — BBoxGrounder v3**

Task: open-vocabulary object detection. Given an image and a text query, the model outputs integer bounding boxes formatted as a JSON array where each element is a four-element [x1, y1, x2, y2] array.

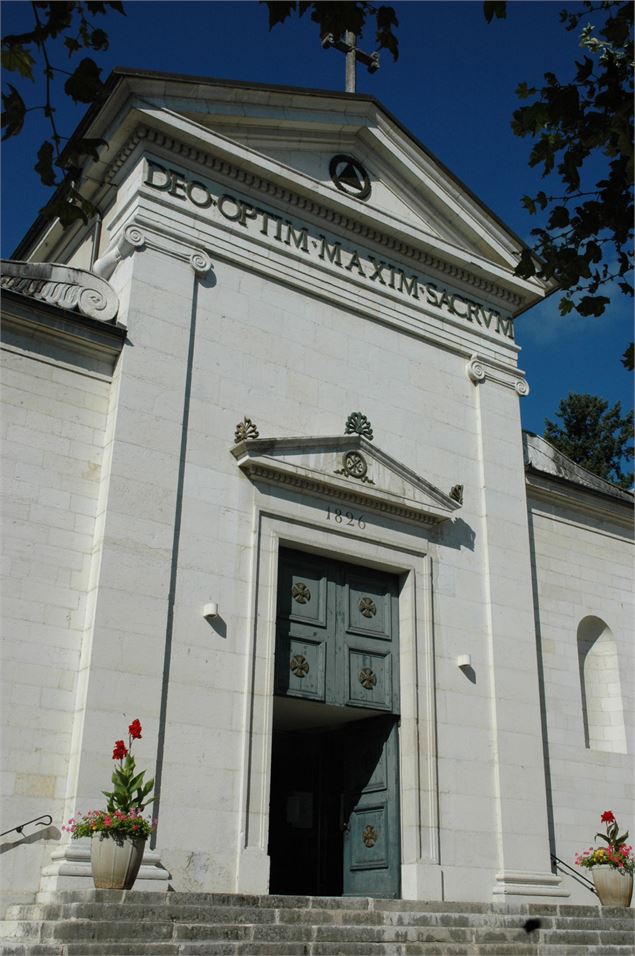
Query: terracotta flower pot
[[592, 866, 633, 907], [90, 832, 146, 889]]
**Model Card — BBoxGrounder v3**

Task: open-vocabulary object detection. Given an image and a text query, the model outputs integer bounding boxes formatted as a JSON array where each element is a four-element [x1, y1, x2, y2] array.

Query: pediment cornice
[[105, 123, 528, 312], [231, 434, 461, 526]]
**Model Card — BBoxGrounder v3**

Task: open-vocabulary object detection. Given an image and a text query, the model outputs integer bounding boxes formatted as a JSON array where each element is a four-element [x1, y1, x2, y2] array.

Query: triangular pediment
[[176, 103, 521, 272], [18, 72, 552, 314], [231, 434, 461, 526]]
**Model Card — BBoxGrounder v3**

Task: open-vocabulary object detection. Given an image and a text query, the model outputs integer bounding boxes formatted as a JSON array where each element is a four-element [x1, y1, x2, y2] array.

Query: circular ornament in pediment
[[329, 154, 371, 201]]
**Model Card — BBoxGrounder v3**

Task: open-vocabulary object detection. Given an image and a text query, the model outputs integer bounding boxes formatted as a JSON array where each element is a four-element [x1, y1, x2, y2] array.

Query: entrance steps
[[1, 891, 632, 955]]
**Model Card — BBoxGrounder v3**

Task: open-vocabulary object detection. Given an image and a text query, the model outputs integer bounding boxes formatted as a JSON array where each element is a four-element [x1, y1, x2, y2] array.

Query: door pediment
[[231, 434, 460, 526]]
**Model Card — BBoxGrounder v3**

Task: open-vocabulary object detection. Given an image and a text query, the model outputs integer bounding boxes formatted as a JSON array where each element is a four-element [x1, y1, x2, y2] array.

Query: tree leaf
[[483, 1, 506, 24], [1, 44, 36, 79], [89, 28, 109, 52], [39, 195, 90, 228], [64, 57, 104, 103], [576, 295, 610, 317], [263, 1, 297, 29], [35, 140, 57, 186], [1, 83, 26, 140], [64, 36, 81, 56], [521, 195, 536, 215], [514, 247, 536, 279], [60, 137, 108, 169], [547, 205, 570, 229]]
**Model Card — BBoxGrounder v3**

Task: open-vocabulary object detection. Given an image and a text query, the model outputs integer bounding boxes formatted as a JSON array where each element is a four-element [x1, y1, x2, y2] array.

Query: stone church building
[[1, 70, 632, 914]]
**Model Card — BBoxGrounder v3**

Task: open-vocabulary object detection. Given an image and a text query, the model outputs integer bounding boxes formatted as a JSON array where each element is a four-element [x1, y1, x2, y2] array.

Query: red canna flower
[[128, 719, 142, 740], [112, 739, 128, 760], [601, 810, 615, 823]]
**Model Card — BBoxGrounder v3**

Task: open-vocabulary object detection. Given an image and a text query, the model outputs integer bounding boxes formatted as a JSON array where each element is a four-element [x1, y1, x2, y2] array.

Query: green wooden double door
[[269, 549, 401, 898]]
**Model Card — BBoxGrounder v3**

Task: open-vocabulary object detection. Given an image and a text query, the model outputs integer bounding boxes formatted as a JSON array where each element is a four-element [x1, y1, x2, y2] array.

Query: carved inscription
[[144, 160, 514, 340], [326, 506, 366, 529]]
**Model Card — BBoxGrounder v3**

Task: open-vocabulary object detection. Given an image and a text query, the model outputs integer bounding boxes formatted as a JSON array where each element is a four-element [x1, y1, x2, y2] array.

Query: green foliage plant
[[544, 391, 634, 489], [263, 2, 399, 61], [1, 1, 125, 227], [484, 1, 633, 363], [576, 810, 634, 874], [63, 718, 155, 840]]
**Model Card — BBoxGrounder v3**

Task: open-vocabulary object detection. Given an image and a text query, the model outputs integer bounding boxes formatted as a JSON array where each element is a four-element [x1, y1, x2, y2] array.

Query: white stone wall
[[528, 493, 634, 903], [0, 327, 114, 908], [60, 239, 548, 899], [5, 100, 617, 905]]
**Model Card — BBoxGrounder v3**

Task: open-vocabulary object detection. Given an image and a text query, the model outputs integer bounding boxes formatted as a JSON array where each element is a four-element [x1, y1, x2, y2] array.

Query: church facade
[[1, 71, 632, 913]]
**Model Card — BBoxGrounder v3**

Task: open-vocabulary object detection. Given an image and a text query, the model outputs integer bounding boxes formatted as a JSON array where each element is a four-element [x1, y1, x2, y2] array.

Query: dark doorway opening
[[268, 700, 399, 897]]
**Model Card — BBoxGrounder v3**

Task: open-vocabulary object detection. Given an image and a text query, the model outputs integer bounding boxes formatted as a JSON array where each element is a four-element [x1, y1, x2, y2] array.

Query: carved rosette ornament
[[466, 353, 486, 385], [358, 597, 377, 618], [234, 417, 259, 443], [1, 260, 119, 323], [334, 450, 375, 485], [362, 825, 378, 848], [359, 667, 377, 690], [292, 582, 311, 604], [514, 378, 530, 397], [290, 655, 310, 678]]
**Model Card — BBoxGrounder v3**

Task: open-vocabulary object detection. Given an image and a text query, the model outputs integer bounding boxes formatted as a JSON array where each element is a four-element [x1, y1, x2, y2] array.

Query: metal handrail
[[551, 853, 597, 895], [0, 814, 53, 838]]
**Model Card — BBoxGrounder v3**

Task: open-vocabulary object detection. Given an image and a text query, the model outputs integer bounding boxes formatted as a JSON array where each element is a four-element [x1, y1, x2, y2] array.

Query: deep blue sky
[[2, 1, 632, 436]]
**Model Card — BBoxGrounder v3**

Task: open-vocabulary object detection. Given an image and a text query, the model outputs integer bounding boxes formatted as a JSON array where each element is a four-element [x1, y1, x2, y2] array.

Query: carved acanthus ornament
[[234, 417, 260, 443], [345, 412, 374, 441], [1, 260, 119, 323]]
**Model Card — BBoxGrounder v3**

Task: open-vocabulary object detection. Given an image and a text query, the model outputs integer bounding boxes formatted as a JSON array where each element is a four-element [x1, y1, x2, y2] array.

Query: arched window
[[577, 616, 626, 754]]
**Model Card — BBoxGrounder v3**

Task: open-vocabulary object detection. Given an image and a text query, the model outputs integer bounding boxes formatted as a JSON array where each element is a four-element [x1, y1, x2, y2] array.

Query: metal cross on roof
[[321, 30, 380, 93]]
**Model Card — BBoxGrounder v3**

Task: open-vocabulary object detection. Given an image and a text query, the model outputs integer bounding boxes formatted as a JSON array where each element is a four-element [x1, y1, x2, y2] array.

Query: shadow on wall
[[440, 517, 476, 552], [0, 825, 60, 855]]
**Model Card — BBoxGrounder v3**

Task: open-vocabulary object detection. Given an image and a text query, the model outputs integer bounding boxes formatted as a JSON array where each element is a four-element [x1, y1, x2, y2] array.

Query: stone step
[[1, 892, 632, 956], [2, 936, 632, 955]]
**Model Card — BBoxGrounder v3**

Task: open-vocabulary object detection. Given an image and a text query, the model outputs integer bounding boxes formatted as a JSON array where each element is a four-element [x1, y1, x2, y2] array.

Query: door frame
[[236, 506, 441, 899]]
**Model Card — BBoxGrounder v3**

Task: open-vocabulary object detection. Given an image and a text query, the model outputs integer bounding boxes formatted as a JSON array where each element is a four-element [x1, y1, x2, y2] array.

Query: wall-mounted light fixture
[[203, 602, 219, 621], [457, 654, 471, 669]]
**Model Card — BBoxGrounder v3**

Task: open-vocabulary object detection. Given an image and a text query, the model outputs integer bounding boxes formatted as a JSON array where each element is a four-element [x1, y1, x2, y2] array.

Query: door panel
[[278, 557, 328, 628], [346, 647, 392, 710], [276, 549, 399, 710], [275, 634, 327, 700], [273, 550, 401, 898], [345, 573, 394, 640], [341, 716, 401, 898]]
